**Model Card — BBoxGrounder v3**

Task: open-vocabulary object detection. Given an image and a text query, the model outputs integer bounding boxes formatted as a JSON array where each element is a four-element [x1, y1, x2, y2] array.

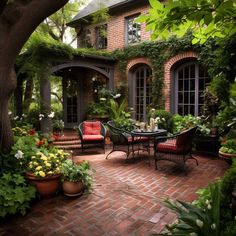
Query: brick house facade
[[61, 0, 209, 126]]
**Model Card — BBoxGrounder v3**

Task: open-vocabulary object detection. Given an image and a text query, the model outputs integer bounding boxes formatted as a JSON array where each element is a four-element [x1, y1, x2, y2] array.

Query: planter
[[219, 151, 236, 159], [25, 173, 61, 199], [62, 180, 84, 197]]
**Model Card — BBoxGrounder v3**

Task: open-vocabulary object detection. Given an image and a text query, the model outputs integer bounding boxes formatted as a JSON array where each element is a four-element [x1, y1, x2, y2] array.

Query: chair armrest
[[77, 124, 83, 139]]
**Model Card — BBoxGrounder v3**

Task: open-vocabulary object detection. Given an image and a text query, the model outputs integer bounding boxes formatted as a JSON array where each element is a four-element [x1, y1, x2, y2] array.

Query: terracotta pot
[[62, 180, 84, 197], [25, 173, 61, 199]]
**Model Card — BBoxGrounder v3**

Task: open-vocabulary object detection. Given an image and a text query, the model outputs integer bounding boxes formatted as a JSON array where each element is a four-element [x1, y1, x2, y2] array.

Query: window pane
[[127, 15, 141, 44]]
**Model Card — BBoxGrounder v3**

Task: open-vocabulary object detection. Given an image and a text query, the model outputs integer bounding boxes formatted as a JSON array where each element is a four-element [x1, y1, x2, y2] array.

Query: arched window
[[174, 62, 210, 116], [132, 65, 152, 121]]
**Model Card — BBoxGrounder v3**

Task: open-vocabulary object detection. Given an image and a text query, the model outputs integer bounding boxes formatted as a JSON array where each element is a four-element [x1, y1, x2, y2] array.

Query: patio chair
[[77, 121, 106, 153], [154, 126, 198, 173], [106, 121, 149, 160]]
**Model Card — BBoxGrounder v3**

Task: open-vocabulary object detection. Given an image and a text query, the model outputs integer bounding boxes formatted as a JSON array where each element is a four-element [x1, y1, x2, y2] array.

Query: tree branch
[[51, 92, 63, 104]]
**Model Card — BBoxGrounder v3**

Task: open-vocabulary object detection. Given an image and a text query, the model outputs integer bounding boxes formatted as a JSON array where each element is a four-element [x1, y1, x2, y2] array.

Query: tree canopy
[[138, 0, 236, 44]]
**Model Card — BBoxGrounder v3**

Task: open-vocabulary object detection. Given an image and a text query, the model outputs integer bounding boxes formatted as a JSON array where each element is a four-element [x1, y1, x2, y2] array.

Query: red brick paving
[[0, 134, 229, 236]]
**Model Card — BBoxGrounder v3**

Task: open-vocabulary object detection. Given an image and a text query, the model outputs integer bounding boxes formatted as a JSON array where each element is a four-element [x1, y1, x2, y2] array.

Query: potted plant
[[219, 127, 236, 159], [61, 159, 93, 197], [12, 133, 69, 199]]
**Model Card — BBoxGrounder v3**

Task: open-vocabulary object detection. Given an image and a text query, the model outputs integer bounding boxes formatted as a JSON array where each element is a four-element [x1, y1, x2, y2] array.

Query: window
[[174, 62, 210, 116], [96, 24, 107, 49], [126, 15, 141, 45], [134, 65, 152, 121]]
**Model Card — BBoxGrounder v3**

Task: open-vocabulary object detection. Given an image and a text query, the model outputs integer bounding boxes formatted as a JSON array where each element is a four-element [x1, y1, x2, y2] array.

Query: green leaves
[[142, 0, 236, 44], [0, 173, 36, 218]]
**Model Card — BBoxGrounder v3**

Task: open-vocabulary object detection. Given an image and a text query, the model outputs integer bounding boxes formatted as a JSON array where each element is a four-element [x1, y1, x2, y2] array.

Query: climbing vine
[[113, 32, 202, 107]]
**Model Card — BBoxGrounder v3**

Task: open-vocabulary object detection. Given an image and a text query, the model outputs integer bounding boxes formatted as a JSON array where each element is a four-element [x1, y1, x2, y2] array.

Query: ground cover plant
[[155, 159, 236, 236]]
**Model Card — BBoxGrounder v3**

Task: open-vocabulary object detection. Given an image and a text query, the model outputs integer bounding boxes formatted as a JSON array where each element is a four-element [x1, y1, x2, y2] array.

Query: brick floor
[[0, 137, 229, 236]]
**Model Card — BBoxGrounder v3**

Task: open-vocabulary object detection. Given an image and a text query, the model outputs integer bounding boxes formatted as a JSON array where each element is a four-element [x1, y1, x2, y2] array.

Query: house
[[54, 0, 210, 128]]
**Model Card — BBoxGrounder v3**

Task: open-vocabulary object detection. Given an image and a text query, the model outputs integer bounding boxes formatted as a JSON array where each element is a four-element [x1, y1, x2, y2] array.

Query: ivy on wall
[[113, 32, 202, 108]]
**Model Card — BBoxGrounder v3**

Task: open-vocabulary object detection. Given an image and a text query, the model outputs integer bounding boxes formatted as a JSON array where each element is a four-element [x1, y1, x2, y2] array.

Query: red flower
[[53, 132, 59, 140], [28, 129, 36, 135], [37, 140, 44, 147]]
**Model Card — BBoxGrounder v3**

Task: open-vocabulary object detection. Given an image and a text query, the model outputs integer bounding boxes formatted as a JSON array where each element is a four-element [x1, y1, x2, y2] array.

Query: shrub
[[0, 173, 36, 218]]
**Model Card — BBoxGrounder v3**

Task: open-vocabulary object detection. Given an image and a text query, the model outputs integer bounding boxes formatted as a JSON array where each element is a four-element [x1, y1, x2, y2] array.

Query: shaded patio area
[[0, 131, 229, 236]]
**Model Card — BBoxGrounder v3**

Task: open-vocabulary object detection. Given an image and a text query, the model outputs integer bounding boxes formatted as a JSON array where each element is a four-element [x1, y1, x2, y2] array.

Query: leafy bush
[[156, 182, 221, 236], [0, 173, 36, 218], [108, 99, 134, 131], [61, 159, 94, 190], [172, 114, 201, 133]]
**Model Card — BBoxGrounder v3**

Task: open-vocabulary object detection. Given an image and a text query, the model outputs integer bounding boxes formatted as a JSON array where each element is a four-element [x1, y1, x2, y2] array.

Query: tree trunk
[[0, 0, 69, 153], [14, 74, 24, 117], [23, 78, 34, 114], [0, 66, 17, 153]]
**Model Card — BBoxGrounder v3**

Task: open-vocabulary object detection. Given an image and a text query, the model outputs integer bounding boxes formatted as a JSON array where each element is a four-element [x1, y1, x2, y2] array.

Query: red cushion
[[82, 135, 104, 141], [83, 121, 101, 135], [156, 139, 184, 154]]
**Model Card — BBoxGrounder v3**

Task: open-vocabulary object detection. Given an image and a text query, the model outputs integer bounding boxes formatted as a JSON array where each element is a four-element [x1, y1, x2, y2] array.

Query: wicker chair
[[106, 121, 149, 160], [154, 126, 198, 173], [77, 121, 106, 153]]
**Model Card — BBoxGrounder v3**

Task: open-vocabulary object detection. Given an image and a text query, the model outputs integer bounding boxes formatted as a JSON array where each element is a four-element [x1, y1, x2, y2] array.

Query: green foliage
[[172, 114, 201, 133], [139, 0, 236, 44], [61, 159, 94, 190], [220, 159, 236, 229], [0, 173, 36, 218], [108, 99, 134, 131], [156, 182, 221, 236], [220, 139, 236, 154], [114, 33, 200, 107]]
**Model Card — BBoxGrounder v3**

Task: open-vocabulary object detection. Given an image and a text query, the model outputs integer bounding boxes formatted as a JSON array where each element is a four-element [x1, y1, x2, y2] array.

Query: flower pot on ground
[[219, 138, 236, 161], [12, 133, 69, 199], [61, 159, 93, 197], [25, 173, 61, 199]]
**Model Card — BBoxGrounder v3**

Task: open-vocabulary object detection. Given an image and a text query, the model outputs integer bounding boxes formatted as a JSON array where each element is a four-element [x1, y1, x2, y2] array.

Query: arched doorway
[[129, 64, 152, 121], [173, 61, 210, 116]]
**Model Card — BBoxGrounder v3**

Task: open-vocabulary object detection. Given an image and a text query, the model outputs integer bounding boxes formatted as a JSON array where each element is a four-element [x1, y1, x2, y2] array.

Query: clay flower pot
[[25, 173, 61, 199], [62, 180, 84, 197]]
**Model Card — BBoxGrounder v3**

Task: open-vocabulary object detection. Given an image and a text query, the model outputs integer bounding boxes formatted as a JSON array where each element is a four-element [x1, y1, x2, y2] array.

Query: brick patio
[[0, 133, 229, 236]]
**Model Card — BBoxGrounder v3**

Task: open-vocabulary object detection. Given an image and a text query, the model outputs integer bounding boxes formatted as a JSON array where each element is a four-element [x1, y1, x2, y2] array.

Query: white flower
[[113, 93, 121, 99], [207, 204, 212, 210], [15, 150, 24, 159], [39, 114, 44, 120], [130, 107, 134, 111], [211, 223, 216, 230], [190, 233, 198, 236], [8, 111, 12, 116], [100, 97, 106, 101], [162, 118, 165, 121], [48, 112, 55, 118], [196, 219, 204, 228], [94, 89, 97, 93], [205, 199, 210, 205], [92, 77, 96, 81], [22, 114, 27, 118], [13, 116, 19, 120]]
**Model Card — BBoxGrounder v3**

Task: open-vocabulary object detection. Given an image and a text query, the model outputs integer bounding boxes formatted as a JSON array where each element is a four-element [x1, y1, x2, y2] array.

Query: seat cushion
[[127, 136, 149, 143], [83, 121, 101, 135], [82, 134, 104, 141], [156, 139, 184, 154]]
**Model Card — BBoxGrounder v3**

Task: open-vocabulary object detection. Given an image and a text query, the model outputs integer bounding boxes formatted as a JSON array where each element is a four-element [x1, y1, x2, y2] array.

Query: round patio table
[[130, 129, 167, 163]]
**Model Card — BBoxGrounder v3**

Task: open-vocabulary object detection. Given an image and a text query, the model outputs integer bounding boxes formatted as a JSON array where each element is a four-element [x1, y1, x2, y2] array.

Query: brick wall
[[78, 4, 151, 51], [163, 51, 199, 111]]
